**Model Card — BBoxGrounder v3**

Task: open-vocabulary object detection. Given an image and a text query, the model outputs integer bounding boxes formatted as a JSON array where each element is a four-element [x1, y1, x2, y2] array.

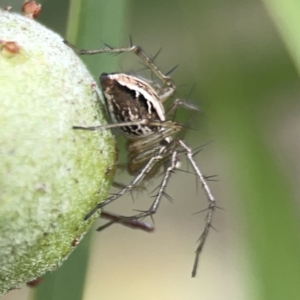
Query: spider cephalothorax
[[66, 40, 216, 277]]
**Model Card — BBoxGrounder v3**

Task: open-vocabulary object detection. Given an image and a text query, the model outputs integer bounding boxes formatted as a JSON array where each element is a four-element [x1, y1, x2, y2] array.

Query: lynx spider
[[65, 40, 216, 277]]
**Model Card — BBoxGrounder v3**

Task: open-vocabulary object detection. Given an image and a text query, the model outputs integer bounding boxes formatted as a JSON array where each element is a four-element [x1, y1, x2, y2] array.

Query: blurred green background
[[3, 0, 300, 299]]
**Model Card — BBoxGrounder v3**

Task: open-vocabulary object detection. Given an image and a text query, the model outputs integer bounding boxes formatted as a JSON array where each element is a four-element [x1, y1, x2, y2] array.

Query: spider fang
[[66, 40, 216, 277]]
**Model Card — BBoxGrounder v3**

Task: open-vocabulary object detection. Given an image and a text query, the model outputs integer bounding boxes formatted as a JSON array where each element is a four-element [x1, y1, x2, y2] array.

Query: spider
[[65, 40, 216, 277]]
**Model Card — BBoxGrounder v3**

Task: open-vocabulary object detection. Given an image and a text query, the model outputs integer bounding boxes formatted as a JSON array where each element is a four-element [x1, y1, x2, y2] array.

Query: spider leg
[[64, 40, 176, 99], [112, 181, 146, 192], [125, 150, 179, 221], [73, 119, 150, 131], [73, 120, 181, 133], [84, 154, 164, 220], [98, 210, 154, 232], [178, 140, 215, 277]]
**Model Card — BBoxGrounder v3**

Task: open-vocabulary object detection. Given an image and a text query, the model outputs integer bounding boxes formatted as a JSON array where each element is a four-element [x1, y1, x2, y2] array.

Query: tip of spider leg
[[191, 259, 200, 278], [84, 206, 100, 220], [72, 125, 86, 130], [96, 221, 115, 231]]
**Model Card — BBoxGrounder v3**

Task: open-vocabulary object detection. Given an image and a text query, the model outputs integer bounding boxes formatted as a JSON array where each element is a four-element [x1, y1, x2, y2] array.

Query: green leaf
[[263, 0, 300, 75]]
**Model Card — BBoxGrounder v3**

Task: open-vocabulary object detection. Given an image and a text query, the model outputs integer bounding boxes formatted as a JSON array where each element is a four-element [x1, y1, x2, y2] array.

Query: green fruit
[[0, 11, 116, 295]]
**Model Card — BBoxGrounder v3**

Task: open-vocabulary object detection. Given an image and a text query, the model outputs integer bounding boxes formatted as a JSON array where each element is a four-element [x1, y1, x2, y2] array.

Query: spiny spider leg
[[178, 140, 215, 277], [96, 151, 178, 237], [122, 150, 179, 221], [101, 137, 215, 277], [64, 40, 176, 101], [192, 206, 214, 277], [179, 140, 215, 204], [84, 154, 164, 220], [123, 139, 215, 277]]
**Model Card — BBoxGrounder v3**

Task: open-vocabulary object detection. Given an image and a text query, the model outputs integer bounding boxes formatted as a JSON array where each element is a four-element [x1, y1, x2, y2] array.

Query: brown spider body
[[100, 72, 181, 178], [66, 40, 216, 277]]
